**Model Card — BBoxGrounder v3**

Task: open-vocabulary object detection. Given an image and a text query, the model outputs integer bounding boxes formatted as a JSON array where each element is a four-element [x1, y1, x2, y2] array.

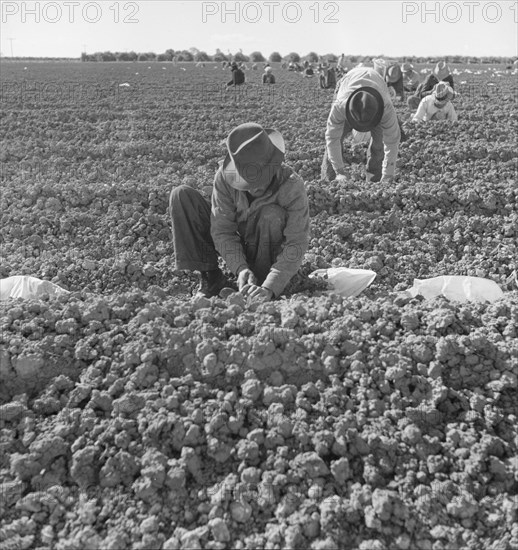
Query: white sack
[[0, 276, 69, 300], [309, 267, 376, 297], [405, 275, 504, 303]]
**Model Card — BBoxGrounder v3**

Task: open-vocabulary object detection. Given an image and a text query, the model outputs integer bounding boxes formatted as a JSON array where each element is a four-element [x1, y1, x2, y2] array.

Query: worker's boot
[[195, 268, 229, 298]]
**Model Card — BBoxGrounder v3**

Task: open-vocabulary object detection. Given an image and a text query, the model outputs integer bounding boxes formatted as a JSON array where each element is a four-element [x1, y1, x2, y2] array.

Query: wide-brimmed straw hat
[[434, 61, 450, 80], [372, 58, 387, 77], [386, 64, 402, 83], [402, 62, 414, 73], [345, 86, 384, 132], [433, 81, 454, 105], [222, 123, 285, 191]]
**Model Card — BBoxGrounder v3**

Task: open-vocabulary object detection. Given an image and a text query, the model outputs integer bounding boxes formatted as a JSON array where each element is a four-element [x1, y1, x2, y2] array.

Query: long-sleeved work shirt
[[412, 96, 458, 122], [211, 164, 310, 297], [325, 67, 401, 178]]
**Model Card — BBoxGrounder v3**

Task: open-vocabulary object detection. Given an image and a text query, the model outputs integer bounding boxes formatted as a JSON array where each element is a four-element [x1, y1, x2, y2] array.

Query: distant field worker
[[407, 61, 454, 109], [262, 66, 276, 84], [412, 82, 458, 122], [385, 63, 405, 101], [321, 66, 401, 184], [434, 61, 454, 88], [226, 62, 245, 87], [338, 53, 347, 71], [373, 59, 404, 101], [169, 123, 310, 301], [336, 56, 348, 79], [326, 66, 337, 90], [319, 65, 337, 90], [402, 63, 421, 92]]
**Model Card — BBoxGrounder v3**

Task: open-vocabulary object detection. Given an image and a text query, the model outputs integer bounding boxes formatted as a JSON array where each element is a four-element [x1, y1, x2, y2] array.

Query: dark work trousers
[[321, 121, 385, 183], [169, 185, 286, 284], [387, 77, 405, 100]]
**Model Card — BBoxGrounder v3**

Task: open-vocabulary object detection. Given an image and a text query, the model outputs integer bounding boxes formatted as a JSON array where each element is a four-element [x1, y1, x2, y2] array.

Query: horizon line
[[1, 55, 517, 61]]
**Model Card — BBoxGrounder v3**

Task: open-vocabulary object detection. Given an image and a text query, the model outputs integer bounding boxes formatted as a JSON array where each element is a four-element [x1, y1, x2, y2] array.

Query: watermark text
[[402, 1, 518, 23], [1, 1, 139, 24]]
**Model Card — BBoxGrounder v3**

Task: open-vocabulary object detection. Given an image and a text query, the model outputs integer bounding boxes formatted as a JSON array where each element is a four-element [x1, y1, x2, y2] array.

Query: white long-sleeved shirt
[[412, 95, 458, 122], [325, 67, 400, 178]]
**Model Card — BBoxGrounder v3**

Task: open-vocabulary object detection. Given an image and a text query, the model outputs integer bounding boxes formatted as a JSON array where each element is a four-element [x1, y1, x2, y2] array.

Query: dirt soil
[[1, 61, 517, 550]]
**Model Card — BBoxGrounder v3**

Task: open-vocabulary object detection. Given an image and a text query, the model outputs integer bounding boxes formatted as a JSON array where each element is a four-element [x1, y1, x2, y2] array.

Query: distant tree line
[[80, 50, 517, 65], [4, 49, 514, 65]]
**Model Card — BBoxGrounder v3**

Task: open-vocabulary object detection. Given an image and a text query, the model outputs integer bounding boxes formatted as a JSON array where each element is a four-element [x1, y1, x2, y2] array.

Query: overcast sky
[[1, 1, 517, 58]]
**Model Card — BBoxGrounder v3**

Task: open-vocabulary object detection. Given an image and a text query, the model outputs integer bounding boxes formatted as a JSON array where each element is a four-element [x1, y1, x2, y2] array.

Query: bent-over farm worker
[[434, 61, 454, 88], [226, 62, 245, 87], [412, 82, 458, 123], [338, 53, 347, 70], [321, 66, 401, 184], [373, 59, 404, 101], [319, 65, 337, 90], [385, 63, 405, 101], [407, 61, 454, 109], [262, 66, 276, 84], [402, 62, 421, 92], [169, 123, 310, 301]]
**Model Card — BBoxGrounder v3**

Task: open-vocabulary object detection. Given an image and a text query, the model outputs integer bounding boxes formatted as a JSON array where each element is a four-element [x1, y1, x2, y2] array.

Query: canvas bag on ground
[[405, 275, 504, 303], [309, 267, 377, 297], [0, 276, 69, 300]]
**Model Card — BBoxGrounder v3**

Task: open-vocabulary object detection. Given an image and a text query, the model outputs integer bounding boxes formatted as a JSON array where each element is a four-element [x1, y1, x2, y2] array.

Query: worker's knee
[[169, 184, 199, 208]]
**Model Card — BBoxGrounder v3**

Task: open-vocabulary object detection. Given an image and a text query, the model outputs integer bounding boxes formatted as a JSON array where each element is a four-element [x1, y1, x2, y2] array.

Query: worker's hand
[[243, 285, 274, 302], [237, 268, 257, 292]]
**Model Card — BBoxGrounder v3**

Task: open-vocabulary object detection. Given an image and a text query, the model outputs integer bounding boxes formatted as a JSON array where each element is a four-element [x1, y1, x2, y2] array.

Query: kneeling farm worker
[[412, 82, 457, 123], [169, 123, 310, 302]]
